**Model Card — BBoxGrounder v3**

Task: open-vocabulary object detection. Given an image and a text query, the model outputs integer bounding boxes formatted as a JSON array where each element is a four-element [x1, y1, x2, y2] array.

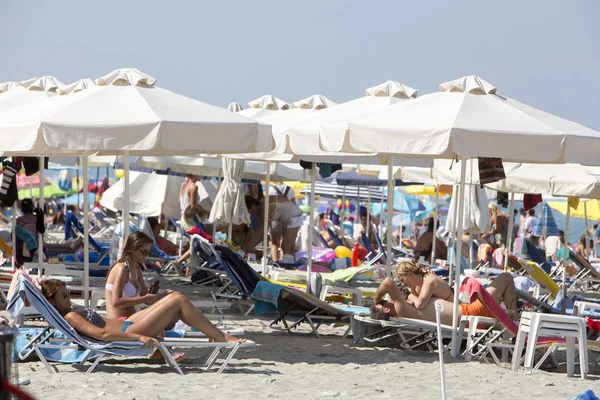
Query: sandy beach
[[5, 306, 597, 400]]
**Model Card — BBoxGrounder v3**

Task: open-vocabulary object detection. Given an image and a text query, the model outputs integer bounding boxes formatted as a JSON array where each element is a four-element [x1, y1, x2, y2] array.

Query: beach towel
[[13, 327, 92, 363], [250, 281, 285, 314], [478, 157, 505, 185], [321, 266, 372, 285]]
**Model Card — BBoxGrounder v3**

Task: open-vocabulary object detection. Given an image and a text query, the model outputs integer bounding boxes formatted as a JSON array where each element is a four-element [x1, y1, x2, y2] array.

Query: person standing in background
[[524, 209, 538, 236]]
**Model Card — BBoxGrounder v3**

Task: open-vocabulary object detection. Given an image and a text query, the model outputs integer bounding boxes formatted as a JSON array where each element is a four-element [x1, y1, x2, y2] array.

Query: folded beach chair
[[524, 239, 553, 274], [8, 275, 255, 374], [252, 280, 368, 338], [325, 227, 344, 248], [359, 232, 384, 265], [210, 245, 261, 314]]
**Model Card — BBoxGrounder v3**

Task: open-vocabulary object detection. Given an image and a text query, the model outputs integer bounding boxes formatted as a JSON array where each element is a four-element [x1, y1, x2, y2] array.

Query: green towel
[[321, 266, 372, 284]]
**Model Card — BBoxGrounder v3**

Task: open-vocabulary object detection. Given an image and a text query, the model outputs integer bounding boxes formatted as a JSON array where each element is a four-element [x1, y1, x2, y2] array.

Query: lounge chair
[[459, 277, 596, 374], [8, 275, 255, 374]]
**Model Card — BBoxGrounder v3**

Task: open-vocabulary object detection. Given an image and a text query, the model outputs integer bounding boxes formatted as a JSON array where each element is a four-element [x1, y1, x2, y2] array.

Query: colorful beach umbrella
[[548, 199, 600, 221], [532, 203, 560, 237], [17, 182, 67, 199]]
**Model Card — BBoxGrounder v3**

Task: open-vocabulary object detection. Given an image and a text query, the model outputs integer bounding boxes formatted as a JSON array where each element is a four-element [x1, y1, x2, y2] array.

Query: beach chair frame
[[9, 276, 255, 375]]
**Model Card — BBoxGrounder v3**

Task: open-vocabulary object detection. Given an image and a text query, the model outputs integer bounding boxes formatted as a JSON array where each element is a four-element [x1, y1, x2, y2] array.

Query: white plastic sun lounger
[[8, 275, 255, 374]]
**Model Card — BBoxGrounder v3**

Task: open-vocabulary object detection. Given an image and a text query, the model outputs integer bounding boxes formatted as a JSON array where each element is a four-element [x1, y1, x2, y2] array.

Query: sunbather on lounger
[[373, 263, 518, 325], [106, 232, 168, 320], [41, 279, 246, 353]]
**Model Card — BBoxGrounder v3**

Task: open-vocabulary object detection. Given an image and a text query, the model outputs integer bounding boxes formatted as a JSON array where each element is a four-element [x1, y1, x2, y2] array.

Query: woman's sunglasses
[[60, 289, 70, 300], [138, 249, 150, 257]]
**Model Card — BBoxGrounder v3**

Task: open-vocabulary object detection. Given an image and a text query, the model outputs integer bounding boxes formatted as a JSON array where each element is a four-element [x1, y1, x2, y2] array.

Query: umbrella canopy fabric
[[137, 156, 314, 182], [0, 82, 21, 93], [208, 158, 249, 225], [287, 81, 417, 156], [64, 192, 97, 206], [445, 184, 490, 234], [16, 175, 50, 189], [57, 78, 97, 95], [300, 181, 386, 202], [384, 159, 600, 198], [100, 171, 213, 218], [370, 191, 426, 215], [321, 170, 411, 187], [18, 182, 68, 199], [532, 203, 560, 237], [293, 95, 337, 110], [548, 199, 600, 221], [327, 75, 600, 165], [237, 95, 292, 120], [227, 102, 243, 112], [0, 77, 61, 112], [0, 68, 273, 155], [404, 184, 453, 196]]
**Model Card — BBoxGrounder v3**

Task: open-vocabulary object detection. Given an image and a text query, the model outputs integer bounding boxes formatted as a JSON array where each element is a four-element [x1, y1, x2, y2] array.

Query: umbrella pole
[[448, 185, 459, 287], [356, 187, 360, 222], [584, 202, 589, 257], [561, 205, 571, 314], [29, 179, 32, 199], [451, 156, 467, 357], [366, 188, 372, 235], [83, 156, 90, 308], [541, 202, 546, 241], [213, 169, 221, 240], [341, 186, 346, 222], [306, 164, 317, 289], [385, 158, 394, 277], [431, 184, 440, 264], [378, 188, 384, 238], [11, 205, 16, 270], [37, 158, 45, 277], [262, 162, 271, 275], [123, 151, 130, 240], [504, 193, 515, 271]]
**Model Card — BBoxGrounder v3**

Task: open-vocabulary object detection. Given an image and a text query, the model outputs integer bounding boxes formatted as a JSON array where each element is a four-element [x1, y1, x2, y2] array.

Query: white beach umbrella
[[227, 102, 243, 112], [100, 171, 215, 218], [0, 76, 62, 111], [136, 156, 223, 177], [57, 78, 97, 95], [287, 81, 417, 155], [0, 76, 63, 275], [323, 75, 600, 356], [238, 95, 293, 119], [0, 82, 21, 94], [208, 158, 250, 225], [326, 75, 600, 164], [0, 68, 273, 155]]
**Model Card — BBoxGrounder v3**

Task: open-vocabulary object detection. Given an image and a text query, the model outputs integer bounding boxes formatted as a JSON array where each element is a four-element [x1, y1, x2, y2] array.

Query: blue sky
[[1, 1, 598, 129]]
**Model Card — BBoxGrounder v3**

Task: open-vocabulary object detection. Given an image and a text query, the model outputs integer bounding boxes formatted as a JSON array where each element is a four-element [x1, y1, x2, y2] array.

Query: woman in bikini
[[105, 231, 180, 361], [40, 279, 245, 354], [373, 260, 518, 324]]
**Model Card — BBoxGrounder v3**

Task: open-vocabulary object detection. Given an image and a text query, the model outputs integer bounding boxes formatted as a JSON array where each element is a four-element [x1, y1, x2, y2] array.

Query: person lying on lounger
[[372, 260, 518, 325], [41, 279, 245, 357]]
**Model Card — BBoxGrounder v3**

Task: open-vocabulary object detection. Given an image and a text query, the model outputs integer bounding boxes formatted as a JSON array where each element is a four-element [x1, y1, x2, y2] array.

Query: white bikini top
[[105, 261, 140, 298]]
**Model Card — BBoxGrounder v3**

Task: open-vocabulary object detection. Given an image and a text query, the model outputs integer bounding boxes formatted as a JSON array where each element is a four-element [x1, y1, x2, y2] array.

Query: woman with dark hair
[[413, 217, 447, 263], [16, 198, 45, 263]]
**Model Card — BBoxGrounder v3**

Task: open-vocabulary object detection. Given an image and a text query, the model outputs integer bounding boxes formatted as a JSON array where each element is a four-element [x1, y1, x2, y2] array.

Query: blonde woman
[[482, 203, 508, 247], [373, 260, 518, 323], [376, 260, 453, 311]]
